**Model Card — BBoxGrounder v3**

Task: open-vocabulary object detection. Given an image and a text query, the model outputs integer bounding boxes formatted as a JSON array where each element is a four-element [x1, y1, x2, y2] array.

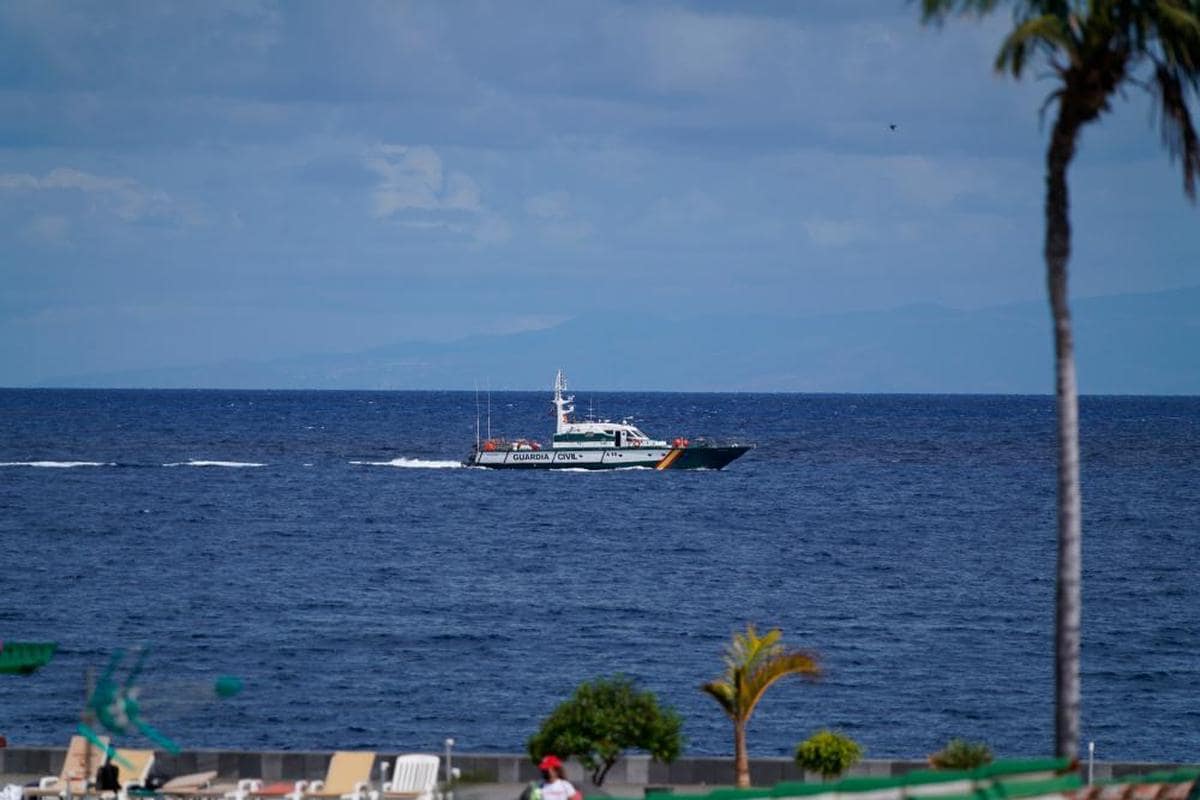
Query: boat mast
[[553, 369, 574, 434]]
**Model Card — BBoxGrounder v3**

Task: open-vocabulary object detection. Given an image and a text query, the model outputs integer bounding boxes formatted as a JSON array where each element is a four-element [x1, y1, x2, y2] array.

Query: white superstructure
[[550, 369, 668, 450]]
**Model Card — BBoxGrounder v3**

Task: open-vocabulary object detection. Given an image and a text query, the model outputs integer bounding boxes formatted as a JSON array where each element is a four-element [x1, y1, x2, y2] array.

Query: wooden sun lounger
[[234, 752, 376, 800], [156, 772, 224, 798], [24, 735, 111, 799]]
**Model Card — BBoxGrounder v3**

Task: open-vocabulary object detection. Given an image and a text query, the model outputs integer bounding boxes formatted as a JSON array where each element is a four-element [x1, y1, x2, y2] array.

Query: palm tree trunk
[[734, 719, 750, 788], [1045, 105, 1084, 762]]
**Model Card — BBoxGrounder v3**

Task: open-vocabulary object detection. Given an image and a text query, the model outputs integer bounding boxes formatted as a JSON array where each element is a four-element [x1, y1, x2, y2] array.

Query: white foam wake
[[163, 460, 265, 468], [0, 461, 114, 468], [349, 457, 463, 469]]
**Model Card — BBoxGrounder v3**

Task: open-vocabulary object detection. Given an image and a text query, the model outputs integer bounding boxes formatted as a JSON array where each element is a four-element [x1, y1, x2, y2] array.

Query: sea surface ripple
[[0, 389, 1197, 760]]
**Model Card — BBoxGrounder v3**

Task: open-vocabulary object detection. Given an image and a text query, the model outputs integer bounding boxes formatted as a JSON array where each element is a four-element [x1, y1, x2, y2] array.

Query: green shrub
[[794, 730, 863, 780], [928, 738, 993, 770], [528, 674, 683, 786]]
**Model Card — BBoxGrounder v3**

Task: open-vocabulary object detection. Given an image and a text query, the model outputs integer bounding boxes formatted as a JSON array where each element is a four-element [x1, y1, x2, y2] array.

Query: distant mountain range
[[36, 286, 1200, 394]]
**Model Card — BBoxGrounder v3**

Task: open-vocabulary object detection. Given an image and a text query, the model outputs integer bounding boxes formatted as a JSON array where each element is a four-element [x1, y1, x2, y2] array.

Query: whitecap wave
[[349, 457, 463, 469], [0, 461, 114, 468], [163, 460, 265, 468]]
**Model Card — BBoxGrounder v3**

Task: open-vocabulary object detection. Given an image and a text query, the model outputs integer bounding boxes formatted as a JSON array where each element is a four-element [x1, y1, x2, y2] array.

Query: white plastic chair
[[374, 755, 439, 800]]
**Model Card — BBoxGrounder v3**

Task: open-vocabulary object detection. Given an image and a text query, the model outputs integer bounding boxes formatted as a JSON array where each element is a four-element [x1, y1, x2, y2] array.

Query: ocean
[[0, 389, 1197, 761]]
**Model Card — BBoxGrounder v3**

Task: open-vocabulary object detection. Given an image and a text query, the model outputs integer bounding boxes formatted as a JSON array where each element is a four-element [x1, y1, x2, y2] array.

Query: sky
[[2, 0, 1198, 387]]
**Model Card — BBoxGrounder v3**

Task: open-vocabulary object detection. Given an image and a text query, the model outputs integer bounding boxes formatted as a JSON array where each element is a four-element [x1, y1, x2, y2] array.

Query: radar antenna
[[552, 369, 575, 434]]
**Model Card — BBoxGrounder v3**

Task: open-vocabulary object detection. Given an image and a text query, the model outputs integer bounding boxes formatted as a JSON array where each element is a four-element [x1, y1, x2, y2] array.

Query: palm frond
[[1155, 0, 1200, 43], [741, 651, 821, 718], [1152, 62, 1200, 198], [700, 680, 737, 719], [1153, 0, 1200, 72], [703, 624, 822, 724], [723, 623, 780, 676], [920, 0, 1007, 25], [997, 13, 1077, 76], [743, 627, 782, 670]]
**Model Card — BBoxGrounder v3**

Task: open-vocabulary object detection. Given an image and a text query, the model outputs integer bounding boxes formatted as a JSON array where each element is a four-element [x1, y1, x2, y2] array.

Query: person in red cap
[[528, 755, 581, 800]]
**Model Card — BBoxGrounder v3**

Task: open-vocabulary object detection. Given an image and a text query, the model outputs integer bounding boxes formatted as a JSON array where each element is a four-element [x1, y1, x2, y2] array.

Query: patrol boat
[[465, 370, 753, 470]]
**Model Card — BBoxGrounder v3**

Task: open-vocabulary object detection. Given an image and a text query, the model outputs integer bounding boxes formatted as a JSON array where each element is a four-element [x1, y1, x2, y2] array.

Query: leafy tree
[[794, 730, 863, 781], [920, 0, 1200, 760], [701, 624, 820, 788], [928, 738, 994, 770], [527, 674, 682, 786]]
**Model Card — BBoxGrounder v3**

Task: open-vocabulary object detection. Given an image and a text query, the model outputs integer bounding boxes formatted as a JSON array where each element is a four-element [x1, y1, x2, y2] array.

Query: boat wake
[[349, 457, 463, 469], [163, 460, 266, 468], [0, 461, 115, 468]]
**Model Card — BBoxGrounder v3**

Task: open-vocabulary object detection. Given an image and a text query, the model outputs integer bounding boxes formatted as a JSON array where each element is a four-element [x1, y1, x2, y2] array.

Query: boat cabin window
[[614, 430, 622, 447]]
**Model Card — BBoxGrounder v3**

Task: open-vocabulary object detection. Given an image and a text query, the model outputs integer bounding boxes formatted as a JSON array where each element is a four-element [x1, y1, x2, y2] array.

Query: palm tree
[[920, 0, 1200, 760], [701, 624, 820, 788]]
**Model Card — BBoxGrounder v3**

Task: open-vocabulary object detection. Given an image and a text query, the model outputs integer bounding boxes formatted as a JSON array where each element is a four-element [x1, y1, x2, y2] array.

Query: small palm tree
[[921, 0, 1200, 760], [701, 624, 820, 788]]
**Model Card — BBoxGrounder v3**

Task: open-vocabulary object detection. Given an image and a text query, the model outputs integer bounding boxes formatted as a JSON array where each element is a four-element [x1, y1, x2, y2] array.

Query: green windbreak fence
[[603, 759, 1089, 800], [1078, 768, 1200, 800], [1097, 768, 1200, 785], [0, 641, 58, 675]]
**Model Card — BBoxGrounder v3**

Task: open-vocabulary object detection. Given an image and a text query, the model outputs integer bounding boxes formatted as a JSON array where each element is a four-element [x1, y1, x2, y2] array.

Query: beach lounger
[[105, 749, 157, 800], [232, 751, 376, 800], [161, 773, 219, 792], [23, 734, 111, 798], [374, 755, 439, 800], [157, 772, 226, 798]]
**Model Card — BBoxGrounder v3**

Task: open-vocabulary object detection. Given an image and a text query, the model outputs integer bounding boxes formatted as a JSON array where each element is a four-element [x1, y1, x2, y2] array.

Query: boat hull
[[466, 445, 752, 470]]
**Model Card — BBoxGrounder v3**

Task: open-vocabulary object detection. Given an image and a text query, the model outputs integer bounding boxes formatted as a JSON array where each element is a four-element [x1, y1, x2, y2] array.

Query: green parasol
[[0, 641, 57, 675]]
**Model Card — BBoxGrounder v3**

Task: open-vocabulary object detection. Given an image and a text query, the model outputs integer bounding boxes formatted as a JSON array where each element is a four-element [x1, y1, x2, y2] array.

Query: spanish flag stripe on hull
[[656, 448, 684, 470]]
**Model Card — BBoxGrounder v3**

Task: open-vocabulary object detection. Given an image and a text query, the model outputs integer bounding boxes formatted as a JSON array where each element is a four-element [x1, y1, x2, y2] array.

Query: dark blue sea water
[[1, 390, 1198, 762]]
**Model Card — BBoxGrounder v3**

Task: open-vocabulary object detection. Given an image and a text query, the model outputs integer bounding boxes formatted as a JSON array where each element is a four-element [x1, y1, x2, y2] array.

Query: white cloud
[[0, 167, 195, 224], [443, 172, 482, 211], [365, 144, 507, 245], [397, 212, 511, 245], [367, 145, 483, 217]]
